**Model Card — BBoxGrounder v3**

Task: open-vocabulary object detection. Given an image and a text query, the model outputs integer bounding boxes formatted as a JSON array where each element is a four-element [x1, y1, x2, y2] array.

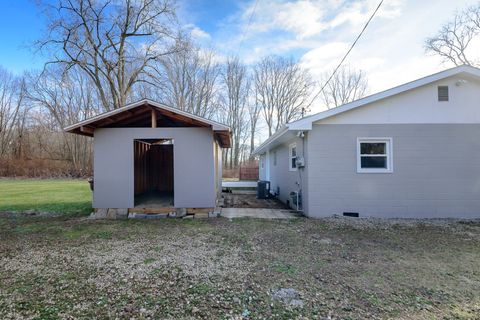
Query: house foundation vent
[[343, 212, 359, 218]]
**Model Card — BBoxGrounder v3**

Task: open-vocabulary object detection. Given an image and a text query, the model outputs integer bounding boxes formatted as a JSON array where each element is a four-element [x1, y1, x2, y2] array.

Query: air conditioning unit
[[257, 181, 270, 199]]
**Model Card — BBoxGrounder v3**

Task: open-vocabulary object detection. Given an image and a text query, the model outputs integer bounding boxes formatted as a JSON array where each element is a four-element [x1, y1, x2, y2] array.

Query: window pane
[[291, 147, 296, 157], [291, 157, 297, 168], [360, 142, 386, 155], [361, 156, 387, 168]]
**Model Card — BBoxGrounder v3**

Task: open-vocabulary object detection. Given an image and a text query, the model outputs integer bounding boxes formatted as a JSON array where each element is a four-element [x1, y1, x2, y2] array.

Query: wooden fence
[[238, 161, 259, 181]]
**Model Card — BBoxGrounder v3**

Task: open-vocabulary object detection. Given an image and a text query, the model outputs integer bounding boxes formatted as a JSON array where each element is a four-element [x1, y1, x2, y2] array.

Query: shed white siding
[[94, 127, 216, 209]]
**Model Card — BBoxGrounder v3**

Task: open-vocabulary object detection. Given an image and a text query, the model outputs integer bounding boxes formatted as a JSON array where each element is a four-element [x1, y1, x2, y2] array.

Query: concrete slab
[[221, 208, 301, 219], [222, 181, 257, 188], [231, 189, 256, 195]]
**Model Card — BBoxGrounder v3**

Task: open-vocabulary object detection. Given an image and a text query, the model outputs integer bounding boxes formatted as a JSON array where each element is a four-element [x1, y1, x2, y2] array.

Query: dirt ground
[[222, 192, 289, 209], [1, 216, 480, 319]]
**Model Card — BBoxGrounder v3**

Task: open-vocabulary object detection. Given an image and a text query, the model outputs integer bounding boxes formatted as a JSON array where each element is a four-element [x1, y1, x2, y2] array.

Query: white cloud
[[300, 42, 349, 69], [190, 26, 211, 40], [272, 1, 327, 39], [330, 0, 404, 28], [190, 0, 480, 112], [296, 1, 479, 93], [237, 0, 405, 41]]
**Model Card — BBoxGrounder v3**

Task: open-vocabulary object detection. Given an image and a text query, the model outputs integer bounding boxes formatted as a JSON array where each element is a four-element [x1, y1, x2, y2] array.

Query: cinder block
[[176, 208, 187, 218], [93, 208, 107, 219]]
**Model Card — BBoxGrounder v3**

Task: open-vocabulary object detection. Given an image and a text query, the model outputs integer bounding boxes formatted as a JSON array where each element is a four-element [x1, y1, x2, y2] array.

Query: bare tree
[[158, 41, 221, 118], [27, 67, 101, 171], [219, 57, 250, 168], [425, 4, 480, 66], [247, 99, 261, 158], [321, 65, 368, 109], [0, 67, 26, 157], [254, 56, 312, 136], [37, 0, 180, 110]]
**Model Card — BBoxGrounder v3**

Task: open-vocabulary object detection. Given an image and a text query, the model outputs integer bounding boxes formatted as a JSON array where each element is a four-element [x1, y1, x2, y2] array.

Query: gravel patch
[[271, 288, 304, 308], [1, 216, 479, 319]]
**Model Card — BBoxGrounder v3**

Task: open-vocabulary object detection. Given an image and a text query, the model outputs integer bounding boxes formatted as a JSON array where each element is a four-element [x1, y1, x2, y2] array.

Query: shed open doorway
[[134, 138, 174, 208]]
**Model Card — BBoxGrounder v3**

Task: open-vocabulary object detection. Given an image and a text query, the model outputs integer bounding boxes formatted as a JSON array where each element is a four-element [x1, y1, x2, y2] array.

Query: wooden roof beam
[[157, 109, 210, 127], [111, 112, 151, 126], [80, 126, 94, 135], [151, 109, 157, 128]]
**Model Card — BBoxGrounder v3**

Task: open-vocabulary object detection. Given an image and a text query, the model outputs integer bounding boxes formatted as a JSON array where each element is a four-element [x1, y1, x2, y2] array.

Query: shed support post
[[151, 109, 157, 128]]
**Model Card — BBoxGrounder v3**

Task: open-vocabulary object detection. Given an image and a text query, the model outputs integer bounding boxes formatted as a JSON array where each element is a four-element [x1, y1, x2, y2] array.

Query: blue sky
[[0, 0, 47, 73], [1, 0, 479, 113], [181, 0, 480, 102], [180, 0, 480, 138]]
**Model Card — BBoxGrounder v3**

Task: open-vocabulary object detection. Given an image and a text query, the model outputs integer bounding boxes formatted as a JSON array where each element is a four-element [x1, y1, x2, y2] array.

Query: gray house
[[66, 99, 230, 217], [254, 65, 480, 218]]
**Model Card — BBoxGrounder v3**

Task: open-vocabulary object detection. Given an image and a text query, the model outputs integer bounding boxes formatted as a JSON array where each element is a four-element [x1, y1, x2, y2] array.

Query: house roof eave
[[254, 65, 480, 153]]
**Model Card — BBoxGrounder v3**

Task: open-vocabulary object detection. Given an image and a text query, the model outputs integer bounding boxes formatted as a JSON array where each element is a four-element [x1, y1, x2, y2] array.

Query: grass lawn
[[0, 179, 91, 216], [0, 215, 479, 319]]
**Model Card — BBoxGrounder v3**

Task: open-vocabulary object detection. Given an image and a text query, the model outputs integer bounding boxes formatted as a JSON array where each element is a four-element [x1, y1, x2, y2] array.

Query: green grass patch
[[95, 230, 112, 239], [0, 179, 91, 215], [272, 262, 298, 275], [187, 283, 214, 295], [34, 305, 61, 320]]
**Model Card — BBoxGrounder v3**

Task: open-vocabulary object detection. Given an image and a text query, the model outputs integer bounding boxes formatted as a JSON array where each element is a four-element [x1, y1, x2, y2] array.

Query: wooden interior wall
[[134, 141, 150, 195], [148, 145, 174, 192], [134, 141, 174, 195]]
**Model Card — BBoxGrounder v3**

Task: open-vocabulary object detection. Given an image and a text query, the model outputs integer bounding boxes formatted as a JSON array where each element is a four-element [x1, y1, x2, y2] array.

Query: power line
[[306, 0, 384, 110], [237, 0, 260, 51]]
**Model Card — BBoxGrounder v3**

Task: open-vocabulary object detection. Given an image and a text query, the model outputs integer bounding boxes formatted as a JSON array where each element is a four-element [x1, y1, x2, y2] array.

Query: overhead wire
[[305, 0, 384, 111], [237, 0, 260, 52]]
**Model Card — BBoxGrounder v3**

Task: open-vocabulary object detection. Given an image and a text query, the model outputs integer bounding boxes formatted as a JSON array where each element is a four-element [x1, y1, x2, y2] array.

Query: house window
[[273, 150, 277, 166], [357, 138, 393, 173], [438, 86, 449, 101], [289, 143, 297, 171]]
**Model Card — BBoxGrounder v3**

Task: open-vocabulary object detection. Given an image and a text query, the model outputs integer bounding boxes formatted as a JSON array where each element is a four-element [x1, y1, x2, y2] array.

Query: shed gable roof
[[64, 99, 231, 147]]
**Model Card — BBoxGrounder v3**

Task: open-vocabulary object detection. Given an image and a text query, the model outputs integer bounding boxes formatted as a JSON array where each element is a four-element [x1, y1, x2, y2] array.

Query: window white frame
[[356, 137, 393, 173], [289, 143, 297, 171]]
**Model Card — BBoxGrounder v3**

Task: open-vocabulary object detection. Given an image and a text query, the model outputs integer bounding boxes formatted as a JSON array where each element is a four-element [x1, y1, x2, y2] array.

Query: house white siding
[[255, 67, 480, 218], [259, 154, 266, 181], [317, 75, 480, 125], [306, 124, 480, 218], [259, 136, 308, 210]]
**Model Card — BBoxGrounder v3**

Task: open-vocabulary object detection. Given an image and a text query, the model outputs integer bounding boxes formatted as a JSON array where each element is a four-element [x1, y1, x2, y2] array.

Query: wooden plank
[[80, 126, 94, 135], [96, 105, 149, 127], [129, 207, 175, 214], [112, 112, 150, 126], [187, 208, 214, 214], [157, 108, 210, 127], [151, 109, 157, 128], [128, 207, 216, 217], [130, 208, 213, 214]]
